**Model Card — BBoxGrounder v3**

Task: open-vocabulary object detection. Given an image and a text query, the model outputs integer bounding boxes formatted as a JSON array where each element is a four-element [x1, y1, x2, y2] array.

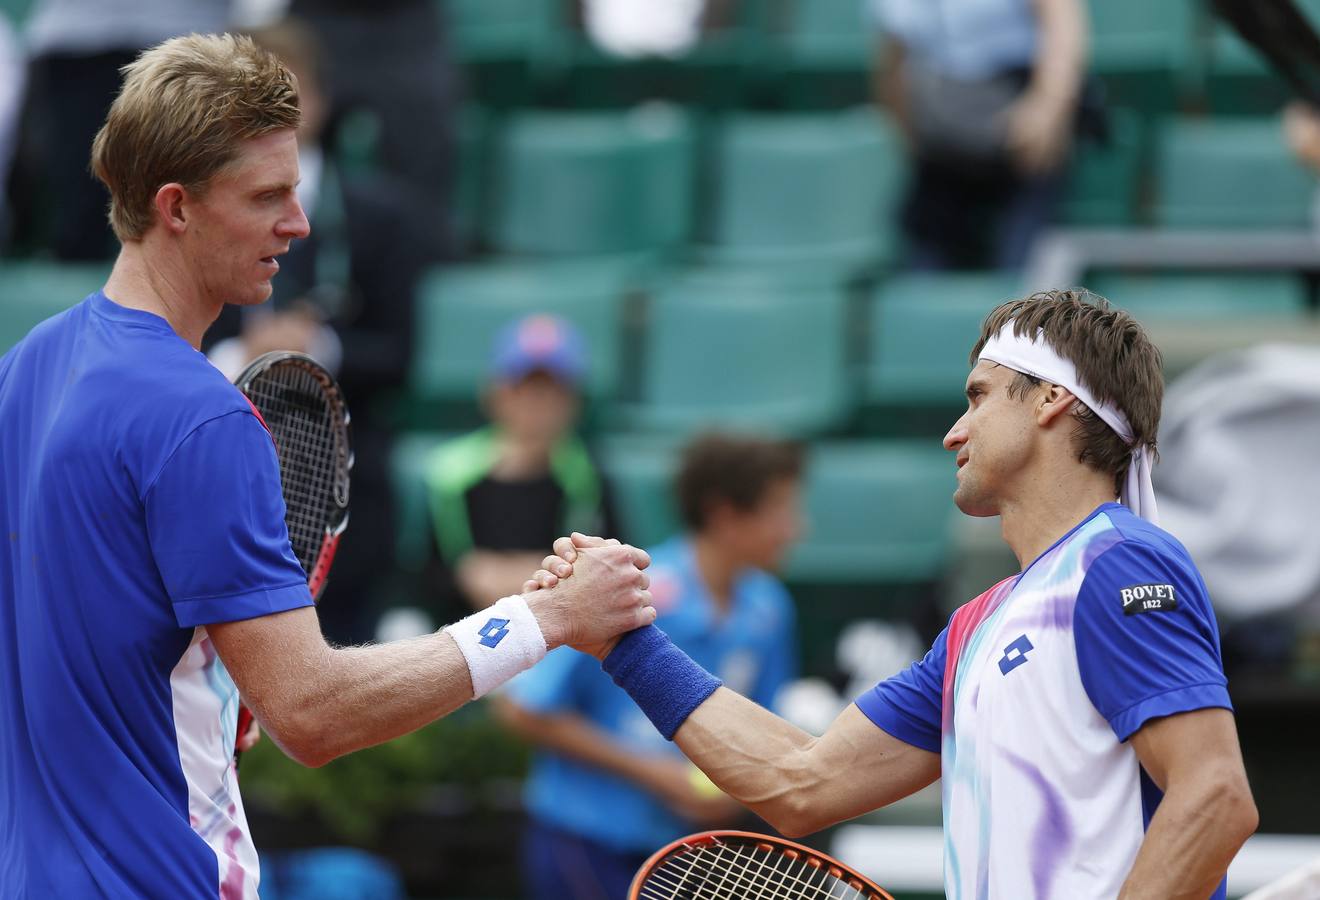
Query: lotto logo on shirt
[[1120, 583, 1177, 616]]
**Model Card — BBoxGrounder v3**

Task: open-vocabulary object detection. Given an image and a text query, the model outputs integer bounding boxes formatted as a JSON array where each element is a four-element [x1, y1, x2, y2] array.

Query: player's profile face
[[944, 360, 1037, 517], [181, 129, 309, 308]]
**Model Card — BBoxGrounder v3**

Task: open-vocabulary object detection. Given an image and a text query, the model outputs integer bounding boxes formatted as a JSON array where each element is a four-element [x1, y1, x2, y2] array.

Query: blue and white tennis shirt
[[0, 292, 313, 898], [858, 503, 1232, 899]]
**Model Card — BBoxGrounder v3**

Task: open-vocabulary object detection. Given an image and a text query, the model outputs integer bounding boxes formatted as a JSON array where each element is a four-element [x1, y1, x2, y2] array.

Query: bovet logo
[[1120, 583, 1178, 616]]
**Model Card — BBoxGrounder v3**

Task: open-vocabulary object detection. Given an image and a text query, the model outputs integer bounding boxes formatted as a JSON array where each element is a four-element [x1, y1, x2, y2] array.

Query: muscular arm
[[1118, 708, 1258, 899], [672, 690, 940, 837], [210, 543, 654, 768], [494, 696, 740, 823]]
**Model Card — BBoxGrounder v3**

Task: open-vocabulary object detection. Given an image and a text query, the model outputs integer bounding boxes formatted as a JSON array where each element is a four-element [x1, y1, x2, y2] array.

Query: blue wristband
[[601, 625, 722, 740]]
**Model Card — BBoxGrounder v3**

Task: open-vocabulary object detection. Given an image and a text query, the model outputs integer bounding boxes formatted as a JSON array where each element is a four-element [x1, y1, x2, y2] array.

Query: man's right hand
[[524, 540, 654, 656]]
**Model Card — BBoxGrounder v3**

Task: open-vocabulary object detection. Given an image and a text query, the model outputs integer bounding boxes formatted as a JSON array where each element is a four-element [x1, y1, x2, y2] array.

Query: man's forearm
[[1118, 776, 1258, 899], [259, 630, 476, 766], [496, 700, 660, 788]]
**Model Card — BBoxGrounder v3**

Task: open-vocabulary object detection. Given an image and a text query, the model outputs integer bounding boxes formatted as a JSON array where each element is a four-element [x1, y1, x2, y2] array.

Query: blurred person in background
[[497, 433, 803, 900], [872, 0, 1090, 271], [0, 17, 23, 250], [289, 0, 458, 244], [421, 315, 621, 626], [17, 0, 230, 259], [205, 18, 437, 646]]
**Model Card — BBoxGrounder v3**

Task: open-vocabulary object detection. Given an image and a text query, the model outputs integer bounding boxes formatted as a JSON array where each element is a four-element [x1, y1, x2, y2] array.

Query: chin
[[952, 485, 998, 518]]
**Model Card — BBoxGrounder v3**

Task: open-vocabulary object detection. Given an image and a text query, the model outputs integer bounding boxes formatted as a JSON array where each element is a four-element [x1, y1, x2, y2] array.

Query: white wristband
[[445, 595, 548, 698]]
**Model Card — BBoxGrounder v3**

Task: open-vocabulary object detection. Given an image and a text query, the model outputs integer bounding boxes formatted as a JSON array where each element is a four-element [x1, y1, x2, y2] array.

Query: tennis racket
[[232, 351, 352, 758], [630, 831, 894, 900]]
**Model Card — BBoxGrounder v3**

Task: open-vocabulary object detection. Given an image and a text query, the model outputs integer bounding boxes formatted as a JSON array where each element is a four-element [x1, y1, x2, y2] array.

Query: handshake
[[519, 533, 655, 660]]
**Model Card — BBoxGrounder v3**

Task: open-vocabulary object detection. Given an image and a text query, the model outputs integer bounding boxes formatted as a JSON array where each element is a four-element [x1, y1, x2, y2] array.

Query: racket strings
[[246, 364, 340, 575], [640, 839, 870, 900]]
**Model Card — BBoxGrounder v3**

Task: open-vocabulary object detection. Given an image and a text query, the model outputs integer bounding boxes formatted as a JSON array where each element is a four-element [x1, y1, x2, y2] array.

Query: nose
[[279, 196, 311, 240], [943, 413, 968, 453]]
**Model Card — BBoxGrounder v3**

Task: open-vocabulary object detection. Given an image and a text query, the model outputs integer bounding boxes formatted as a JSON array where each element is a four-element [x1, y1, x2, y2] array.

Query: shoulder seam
[[141, 408, 267, 501]]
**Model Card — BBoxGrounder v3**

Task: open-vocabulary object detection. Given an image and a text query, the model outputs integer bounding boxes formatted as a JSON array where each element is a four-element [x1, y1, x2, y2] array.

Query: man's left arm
[[1074, 539, 1258, 899], [1119, 708, 1258, 900]]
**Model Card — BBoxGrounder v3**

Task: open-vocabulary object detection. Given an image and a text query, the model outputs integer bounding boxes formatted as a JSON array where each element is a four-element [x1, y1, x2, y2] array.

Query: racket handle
[[235, 705, 254, 769]]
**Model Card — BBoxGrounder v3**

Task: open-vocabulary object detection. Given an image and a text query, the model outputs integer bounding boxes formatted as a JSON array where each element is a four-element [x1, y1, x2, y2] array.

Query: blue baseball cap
[[490, 314, 588, 386]]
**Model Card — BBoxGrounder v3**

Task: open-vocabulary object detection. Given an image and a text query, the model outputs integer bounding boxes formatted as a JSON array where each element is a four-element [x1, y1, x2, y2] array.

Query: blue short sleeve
[[1075, 540, 1231, 742], [145, 410, 312, 627], [854, 628, 947, 754], [504, 645, 593, 713]]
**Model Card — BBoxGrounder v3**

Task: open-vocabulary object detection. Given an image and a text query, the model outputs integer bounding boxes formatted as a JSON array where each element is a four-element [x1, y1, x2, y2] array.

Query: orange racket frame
[[629, 830, 894, 900]]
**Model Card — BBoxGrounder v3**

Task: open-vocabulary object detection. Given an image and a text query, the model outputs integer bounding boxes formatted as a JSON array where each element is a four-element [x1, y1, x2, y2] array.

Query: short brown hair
[[676, 433, 806, 531], [91, 33, 301, 242], [970, 289, 1163, 493]]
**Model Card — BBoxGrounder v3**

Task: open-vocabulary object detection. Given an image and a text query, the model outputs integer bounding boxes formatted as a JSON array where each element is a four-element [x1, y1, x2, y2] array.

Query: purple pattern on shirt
[[1004, 748, 1074, 899]]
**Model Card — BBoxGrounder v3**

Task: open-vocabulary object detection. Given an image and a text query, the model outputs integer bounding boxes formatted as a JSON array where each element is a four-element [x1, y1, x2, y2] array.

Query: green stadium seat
[[1086, 0, 1195, 114], [627, 271, 853, 436], [1200, 0, 1320, 112], [0, 261, 110, 356], [594, 434, 685, 549], [408, 258, 634, 413], [772, 0, 875, 108], [1063, 108, 1145, 226], [451, 106, 492, 251], [785, 440, 956, 584], [1154, 117, 1316, 228], [442, 0, 563, 106], [390, 431, 454, 571], [699, 109, 906, 268], [1087, 273, 1310, 320], [865, 272, 1022, 415], [491, 107, 697, 257]]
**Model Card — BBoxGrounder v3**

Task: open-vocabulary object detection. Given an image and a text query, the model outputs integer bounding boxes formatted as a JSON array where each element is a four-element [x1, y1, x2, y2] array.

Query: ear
[[1036, 383, 1078, 429], [153, 183, 190, 235]]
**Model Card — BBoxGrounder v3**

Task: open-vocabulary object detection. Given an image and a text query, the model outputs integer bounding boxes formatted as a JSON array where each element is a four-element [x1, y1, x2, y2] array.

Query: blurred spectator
[[206, 19, 435, 645], [872, 0, 1090, 270], [421, 315, 620, 623], [0, 17, 22, 249], [496, 432, 803, 900], [289, 0, 458, 249], [1283, 102, 1320, 229], [18, 0, 229, 259]]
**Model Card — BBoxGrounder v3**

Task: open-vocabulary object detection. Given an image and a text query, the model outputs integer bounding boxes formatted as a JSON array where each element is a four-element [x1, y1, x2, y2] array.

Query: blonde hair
[[91, 33, 301, 242]]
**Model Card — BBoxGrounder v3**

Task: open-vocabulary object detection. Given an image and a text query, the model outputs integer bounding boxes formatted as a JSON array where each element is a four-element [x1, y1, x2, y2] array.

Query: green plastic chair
[[408, 258, 635, 407], [785, 440, 956, 584], [865, 272, 1022, 412], [771, 0, 875, 108], [390, 431, 457, 571], [1063, 108, 1145, 226], [700, 108, 906, 267], [1086, 0, 1196, 113], [0, 0, 33, 24], [1087, 273, 1309, 320], [628, 272, 853, 436], [1154, 117, 1316, 229], [594, 434, 685, 549], [0, 261, 110, 356], [491, 107, 697, 256]]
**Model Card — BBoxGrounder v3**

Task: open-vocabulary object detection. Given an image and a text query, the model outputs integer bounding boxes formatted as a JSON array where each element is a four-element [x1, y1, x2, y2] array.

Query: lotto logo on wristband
[[478, 617, 511, 649]]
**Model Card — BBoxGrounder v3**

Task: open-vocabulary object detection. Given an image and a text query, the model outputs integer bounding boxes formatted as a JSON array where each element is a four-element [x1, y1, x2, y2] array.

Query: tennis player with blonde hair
[[0, 34, 654, 899], [535, 291, 1258, 900]]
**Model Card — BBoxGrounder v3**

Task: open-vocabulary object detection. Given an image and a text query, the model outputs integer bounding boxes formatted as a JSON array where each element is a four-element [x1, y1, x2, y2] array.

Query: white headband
[[978, 323, 1159, 524]]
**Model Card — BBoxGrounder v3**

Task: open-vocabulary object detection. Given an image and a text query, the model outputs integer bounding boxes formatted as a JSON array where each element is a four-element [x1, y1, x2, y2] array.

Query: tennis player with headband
[[533, 291, 1258, 899], [0, 34, 654, 899]]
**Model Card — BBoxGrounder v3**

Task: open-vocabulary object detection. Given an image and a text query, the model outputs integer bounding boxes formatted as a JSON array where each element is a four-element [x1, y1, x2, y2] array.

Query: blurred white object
[[777, 678, 846, 737], [231, 0, 291, 29], [837, 619, 926, 700], [1155, 344, 1320, 621], [1241, 858, 1320, 899], [583, 0, 705, 58], [375, 606, 436, 643]]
